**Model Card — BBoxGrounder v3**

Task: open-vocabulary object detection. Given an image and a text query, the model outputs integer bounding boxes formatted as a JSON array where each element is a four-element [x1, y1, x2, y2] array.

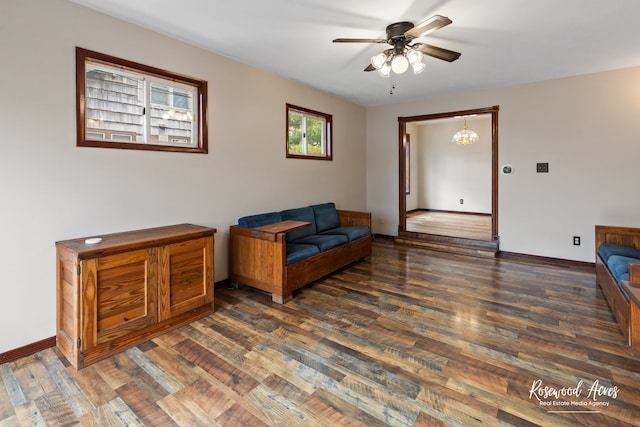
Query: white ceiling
[[69, 0, 640, 107]]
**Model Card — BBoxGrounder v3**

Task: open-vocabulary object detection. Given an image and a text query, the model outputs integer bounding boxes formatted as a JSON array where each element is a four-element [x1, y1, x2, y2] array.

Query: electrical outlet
[[536, 162, 549, 173], [573, 236, 581, 246], [459, 199, 464, 204]]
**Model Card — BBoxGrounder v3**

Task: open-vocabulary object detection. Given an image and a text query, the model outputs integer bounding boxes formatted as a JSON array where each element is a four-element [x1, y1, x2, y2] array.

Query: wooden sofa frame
[[595, 225, 640, 352], [230, 210, 372, 303]]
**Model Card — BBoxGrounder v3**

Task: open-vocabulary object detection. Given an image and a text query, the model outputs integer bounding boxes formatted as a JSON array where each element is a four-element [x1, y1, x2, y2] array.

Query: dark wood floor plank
[[124, 347, 184, 394], [78, 402, 123, 427], [92, 352, 135, 391], [38, 349, 94, 418], [412, 410, 454, 426], [67, 364, 118, 407], [244, 383, 324, 426], [297, 361, 420, 426], [0, 362, 27, 408], [243, 343, 318, 395], [13, 400, 46, 426], [156, 391, 212, 426], [298, 391, 371, 427], [173, 338, 260, 396], [34, 391, 78, 427], [176, 377, 234, 419], [0, 372, 15, 420], [116, 380, 177, 427], [143, 345, 201, 387], [215, 401, 270, 427]]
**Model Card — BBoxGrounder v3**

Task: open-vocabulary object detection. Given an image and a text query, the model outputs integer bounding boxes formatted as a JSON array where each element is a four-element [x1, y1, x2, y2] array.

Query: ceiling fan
[[333, 15, 461, 76]]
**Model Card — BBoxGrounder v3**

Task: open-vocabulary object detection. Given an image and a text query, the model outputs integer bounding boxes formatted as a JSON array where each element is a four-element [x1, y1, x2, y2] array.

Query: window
[[76, 47, 208, 153], [286, 104, 332, 160]]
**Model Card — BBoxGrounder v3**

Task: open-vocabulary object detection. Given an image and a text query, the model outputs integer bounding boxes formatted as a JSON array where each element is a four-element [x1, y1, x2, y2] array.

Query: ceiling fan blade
[[405, 15, 452, 39], [364, 63, 376, 72], [333, 38, 387, 43], [413, 43, 461, 62]]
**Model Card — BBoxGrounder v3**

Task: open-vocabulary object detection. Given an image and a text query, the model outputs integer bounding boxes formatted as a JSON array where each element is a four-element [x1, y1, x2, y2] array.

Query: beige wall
[[0, 0, 366, 353], [367, 67, 640, 261]]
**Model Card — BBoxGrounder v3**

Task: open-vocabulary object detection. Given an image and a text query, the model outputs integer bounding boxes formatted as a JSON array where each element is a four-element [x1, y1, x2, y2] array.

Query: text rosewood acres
[[529, 379, 619, 408]]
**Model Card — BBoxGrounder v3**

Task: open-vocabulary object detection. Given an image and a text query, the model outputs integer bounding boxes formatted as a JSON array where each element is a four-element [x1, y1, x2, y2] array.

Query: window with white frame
[[286, 104, 332, 160], [76, 47, 208, 153]]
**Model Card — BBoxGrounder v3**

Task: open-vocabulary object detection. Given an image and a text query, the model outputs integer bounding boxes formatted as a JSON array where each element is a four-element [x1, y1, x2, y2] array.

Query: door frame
[[398, 105, 500, 241]]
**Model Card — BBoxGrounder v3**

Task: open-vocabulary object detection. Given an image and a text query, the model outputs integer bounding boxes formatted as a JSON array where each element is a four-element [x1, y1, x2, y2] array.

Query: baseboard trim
[[498, 251, 594, 270], [0, 336, 56, 365]]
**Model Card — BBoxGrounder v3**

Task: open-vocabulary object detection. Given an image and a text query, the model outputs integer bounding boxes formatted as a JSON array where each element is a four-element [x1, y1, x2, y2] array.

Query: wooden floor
[[406, 211, 492, 240], [2, 239, 639, 426]]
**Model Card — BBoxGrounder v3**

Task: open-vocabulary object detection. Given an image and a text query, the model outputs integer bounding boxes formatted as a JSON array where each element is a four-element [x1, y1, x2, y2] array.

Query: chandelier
[[370, 48, 426, 77], [452, 118, 479, 145]]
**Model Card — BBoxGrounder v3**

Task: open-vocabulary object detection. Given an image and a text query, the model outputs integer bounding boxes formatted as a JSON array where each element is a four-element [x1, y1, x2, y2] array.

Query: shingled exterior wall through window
[[76, 47, 208, 154]]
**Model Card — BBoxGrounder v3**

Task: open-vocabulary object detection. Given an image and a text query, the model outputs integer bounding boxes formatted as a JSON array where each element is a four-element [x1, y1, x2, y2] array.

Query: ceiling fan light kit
[[391, 55, 409, 74], [370, 48, 427, 76], [411, 61, 426, 74], [378, 63, 391, 78], [371, 52, 387, 69], [333, 14, 461, 80]]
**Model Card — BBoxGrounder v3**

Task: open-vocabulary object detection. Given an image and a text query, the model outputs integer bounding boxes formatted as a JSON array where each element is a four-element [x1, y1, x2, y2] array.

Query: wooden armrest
[[229, 225, 284, 242], [337, 210, 372, 228], [630, 263, 640, 282], [254, 220, 310, 234]]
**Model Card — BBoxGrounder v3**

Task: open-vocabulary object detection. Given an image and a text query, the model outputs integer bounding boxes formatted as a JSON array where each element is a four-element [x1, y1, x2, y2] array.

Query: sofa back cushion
[[598, 243, 640, 262], [238, 212, 283, 228], [280, 206, 317, 241], [311, 202, 340, 233]]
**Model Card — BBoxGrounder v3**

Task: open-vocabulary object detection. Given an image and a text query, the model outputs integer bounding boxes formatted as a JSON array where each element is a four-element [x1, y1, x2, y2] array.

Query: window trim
[[286, 103, 332, 160], [76, 47, 208, 154]]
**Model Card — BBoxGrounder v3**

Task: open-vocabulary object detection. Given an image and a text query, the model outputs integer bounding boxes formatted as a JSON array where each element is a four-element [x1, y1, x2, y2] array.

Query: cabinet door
[[158, 236, 214, 321], [81, 248, 158, 350]]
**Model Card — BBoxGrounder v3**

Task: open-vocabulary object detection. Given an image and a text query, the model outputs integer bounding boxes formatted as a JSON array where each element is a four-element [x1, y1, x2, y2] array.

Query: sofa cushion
[[606, 255, 638, 284], [291, 234, 348, 252], [281, 206, 317, 241], [311, 202, 340, 233], [320, 226, 370, 242], [598, 243, 640, 262], [238, 212, 283, 228], [286, 244, 320, 265]]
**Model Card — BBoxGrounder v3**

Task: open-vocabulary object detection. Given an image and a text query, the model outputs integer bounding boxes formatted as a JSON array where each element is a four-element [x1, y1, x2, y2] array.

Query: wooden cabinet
[[56, 224, 215, 369]]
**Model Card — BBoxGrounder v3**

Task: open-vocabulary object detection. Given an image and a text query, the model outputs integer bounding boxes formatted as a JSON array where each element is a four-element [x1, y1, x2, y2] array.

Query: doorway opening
[[397, 106, 499, 255]]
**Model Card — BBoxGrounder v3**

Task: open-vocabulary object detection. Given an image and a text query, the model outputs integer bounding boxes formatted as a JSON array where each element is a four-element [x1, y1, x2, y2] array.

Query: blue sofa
[[230, 202, 372, 303], [595, 225, 640, 352]]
